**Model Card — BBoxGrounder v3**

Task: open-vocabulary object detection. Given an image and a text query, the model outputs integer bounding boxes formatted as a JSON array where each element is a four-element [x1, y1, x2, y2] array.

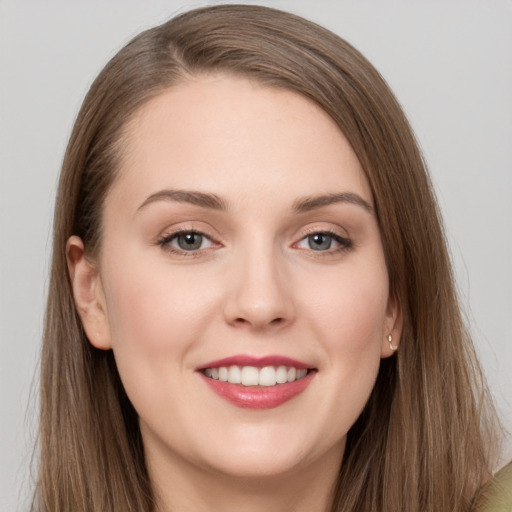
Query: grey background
[[1, 1, 511, 510]]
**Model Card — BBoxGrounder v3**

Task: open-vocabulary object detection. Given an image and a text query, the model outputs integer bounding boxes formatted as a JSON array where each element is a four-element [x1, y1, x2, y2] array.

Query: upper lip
[[197, 354, 314, 371]]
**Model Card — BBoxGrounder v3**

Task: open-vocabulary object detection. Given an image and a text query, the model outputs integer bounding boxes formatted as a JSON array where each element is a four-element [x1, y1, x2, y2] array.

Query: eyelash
[[157, 229, 217, 257], [295, 228, 353, 255], [157, 228, 353, 257]]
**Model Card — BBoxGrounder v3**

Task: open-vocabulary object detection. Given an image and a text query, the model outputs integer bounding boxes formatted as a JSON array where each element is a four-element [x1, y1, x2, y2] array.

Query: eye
[[158, 230, 214, 253], [304, 233, 333, 251], [295, 231, 352, 252]]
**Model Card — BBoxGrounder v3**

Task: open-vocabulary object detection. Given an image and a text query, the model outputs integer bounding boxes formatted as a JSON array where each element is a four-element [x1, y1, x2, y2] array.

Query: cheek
[[286, 258, 389, 449], [300, 260, 389, 354], [100, 261, 221, 405], [104, 263, 213, 349], [100, 261, 224, 431]]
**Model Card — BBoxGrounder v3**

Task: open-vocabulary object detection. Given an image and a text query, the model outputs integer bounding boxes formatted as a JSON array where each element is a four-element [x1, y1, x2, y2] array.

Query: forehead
[[109, 74, 372, 214]]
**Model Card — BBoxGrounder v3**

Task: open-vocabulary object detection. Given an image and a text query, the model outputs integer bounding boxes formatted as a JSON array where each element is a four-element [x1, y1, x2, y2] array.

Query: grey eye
[[307, 233, 333, 251], [175, 232, 205, 251], [159, 230, 216, 254]]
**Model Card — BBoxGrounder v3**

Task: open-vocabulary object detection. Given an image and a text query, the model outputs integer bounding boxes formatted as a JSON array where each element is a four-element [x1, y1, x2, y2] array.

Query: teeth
[[259, 366, 276, 386], [204, 365, 309, 386], [218, 367, 228, 382], [228, 365, 241, 384], [241, 366, 259, 386], [276, 365, 288, 384]]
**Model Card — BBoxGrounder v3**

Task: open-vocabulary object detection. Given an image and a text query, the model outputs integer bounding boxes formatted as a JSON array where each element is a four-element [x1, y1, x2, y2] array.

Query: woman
[[34, 4, 504, 511]]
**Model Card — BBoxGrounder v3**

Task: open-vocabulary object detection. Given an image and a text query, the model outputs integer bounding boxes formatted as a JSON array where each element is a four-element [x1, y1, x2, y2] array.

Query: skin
[[67, 75, 402, 512]]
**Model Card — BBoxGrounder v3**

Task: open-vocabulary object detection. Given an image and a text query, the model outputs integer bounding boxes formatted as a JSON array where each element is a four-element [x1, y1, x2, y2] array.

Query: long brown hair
[[35, 5, 500, 511]]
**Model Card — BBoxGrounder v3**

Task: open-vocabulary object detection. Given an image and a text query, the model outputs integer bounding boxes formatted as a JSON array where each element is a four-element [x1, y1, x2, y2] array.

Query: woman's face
[[69, 75, 400, 483]]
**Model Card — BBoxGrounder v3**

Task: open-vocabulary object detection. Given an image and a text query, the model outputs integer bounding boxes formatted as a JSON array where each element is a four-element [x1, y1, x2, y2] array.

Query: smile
[[198, 355, 316, 409]]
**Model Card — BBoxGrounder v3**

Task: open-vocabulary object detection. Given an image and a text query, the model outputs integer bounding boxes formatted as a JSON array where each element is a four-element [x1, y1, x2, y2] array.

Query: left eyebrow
[[136, 189, 228, 212], [292, 192, 373, 214]]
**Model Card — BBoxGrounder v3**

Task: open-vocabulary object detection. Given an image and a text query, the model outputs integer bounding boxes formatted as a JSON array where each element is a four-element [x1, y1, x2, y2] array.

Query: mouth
[[197, 355, 317, 409]]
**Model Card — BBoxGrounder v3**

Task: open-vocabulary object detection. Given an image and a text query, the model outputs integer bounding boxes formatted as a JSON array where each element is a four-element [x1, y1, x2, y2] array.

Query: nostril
[[231, 316, 286, 328]]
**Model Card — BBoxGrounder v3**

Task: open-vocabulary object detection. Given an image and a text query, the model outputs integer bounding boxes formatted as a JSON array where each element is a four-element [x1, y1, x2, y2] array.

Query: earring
[[388, 334, 398, 351]]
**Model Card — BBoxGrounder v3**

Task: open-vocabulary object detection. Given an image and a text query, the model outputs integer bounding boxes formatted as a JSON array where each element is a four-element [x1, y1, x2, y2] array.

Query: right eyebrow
[[137, 189, 228, 212], [292, 192, 373, 214]]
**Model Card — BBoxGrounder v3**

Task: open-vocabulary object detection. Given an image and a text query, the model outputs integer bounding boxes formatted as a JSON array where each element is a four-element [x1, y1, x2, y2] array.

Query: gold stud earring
[[388, 334, 398, 351]]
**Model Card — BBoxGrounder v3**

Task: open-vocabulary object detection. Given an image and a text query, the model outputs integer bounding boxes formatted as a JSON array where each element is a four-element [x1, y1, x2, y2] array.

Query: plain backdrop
[[1, 0, 511, 510]]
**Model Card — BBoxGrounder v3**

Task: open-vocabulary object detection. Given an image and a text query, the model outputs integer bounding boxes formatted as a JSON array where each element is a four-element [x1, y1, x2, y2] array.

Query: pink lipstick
[[197, 355, 316, 409]]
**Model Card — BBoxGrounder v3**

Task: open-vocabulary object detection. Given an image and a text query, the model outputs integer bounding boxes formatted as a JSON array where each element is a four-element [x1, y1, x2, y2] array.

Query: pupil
[[178, 233, 202, 250], [309, 233, 331, 251]]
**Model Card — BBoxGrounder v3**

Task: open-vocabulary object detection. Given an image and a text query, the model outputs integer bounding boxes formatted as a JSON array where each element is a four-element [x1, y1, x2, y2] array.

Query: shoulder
[[474, 461, 512, 512]]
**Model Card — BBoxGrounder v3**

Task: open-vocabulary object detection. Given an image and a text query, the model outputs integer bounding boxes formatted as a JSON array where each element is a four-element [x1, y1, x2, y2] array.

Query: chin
[[193, 427, 346, 481], [202, 451, 311, 480]]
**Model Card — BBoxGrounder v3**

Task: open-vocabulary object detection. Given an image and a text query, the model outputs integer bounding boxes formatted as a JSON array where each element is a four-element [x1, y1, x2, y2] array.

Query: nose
[[222, 245, 295, 331]]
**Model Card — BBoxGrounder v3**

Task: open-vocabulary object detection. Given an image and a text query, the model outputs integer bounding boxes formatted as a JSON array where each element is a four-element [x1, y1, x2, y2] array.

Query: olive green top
[[474, 461, 512, 511]]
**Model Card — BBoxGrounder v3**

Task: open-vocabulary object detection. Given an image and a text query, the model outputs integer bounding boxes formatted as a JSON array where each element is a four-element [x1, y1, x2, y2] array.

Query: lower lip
[[200, 371, 316, 409]]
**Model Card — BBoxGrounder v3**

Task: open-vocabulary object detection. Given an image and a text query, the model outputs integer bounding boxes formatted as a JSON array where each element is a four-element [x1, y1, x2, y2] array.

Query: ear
[[66, 236, 112, 350], [381, 290, 403, 358]]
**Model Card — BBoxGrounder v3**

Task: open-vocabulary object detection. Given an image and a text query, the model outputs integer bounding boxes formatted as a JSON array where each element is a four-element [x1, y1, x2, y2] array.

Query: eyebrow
[[137, 189, 227, 212], [136, 188, 372, 215], [292, 192, 373, 214]]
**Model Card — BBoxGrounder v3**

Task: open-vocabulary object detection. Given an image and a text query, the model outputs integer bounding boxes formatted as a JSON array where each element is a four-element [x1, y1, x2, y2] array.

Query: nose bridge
[[223, 233, 294, 330]]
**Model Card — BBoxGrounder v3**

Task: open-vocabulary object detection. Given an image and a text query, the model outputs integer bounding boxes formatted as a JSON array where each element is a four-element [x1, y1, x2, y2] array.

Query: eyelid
[[295, 223, 349, 241], [157, 226, 222, 256], [292, 226, 353, 253], [155, 223, 353, 257]]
